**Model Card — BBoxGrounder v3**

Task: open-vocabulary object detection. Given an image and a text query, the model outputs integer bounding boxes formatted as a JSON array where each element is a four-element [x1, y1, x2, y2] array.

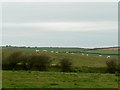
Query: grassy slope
[[2, 47, 111, 68], [2, 71, 118, 88]]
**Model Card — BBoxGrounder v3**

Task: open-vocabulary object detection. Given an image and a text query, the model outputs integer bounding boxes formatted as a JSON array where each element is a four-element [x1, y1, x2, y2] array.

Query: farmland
[[2, 46, 119, 88], [2, 46, 118, 68]]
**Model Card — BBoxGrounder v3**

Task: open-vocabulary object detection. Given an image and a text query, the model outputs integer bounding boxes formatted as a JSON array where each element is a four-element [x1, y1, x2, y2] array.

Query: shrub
[[106, 59, 117, 73], [3, 51, 23, 70], [116, 62, 120, 73], [29, 54, 51, 71], [2, 59, 10, 70], [18, 53, 30, 70], [59, 58, 73, 72]]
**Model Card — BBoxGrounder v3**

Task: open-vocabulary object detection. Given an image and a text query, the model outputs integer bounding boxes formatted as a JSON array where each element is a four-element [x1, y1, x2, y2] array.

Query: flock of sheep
[[35, 49, 111, 58], [80, 53, 110, 58]]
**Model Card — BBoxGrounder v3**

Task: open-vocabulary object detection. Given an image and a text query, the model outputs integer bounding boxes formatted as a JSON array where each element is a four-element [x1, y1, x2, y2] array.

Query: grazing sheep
[[86, 54, 89, 56], [51, 64, 56, 66], [66, 52, 69, 54], [43, 50, 47, 52], [99, 55, 102, 57], [107, 56, 111, 58], [51, 51, 54, 53], [71, 53, 74, 54], [35, 50, 39, 53], [56, 51, 58, 53], [82, 53, 84, 55]]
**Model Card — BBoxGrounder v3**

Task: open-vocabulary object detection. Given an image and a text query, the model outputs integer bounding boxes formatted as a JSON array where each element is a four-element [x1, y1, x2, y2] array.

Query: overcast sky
[[2, 2, 118, 48]]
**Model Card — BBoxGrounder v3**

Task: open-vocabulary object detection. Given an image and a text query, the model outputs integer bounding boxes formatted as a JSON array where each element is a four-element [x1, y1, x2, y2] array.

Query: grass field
[[2, 46, 119, 55], [85, 49, 119, 55], [2, 71, 119, 88], [2, 47, 119, 88], [2, 47, 114, 68]]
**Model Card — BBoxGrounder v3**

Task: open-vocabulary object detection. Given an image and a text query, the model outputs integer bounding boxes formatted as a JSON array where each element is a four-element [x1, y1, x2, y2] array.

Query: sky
[[1, 2, 118, 48]]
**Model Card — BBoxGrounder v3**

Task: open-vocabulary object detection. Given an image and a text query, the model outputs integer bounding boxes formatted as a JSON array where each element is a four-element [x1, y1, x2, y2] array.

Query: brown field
[[97, 47, 119, 51]]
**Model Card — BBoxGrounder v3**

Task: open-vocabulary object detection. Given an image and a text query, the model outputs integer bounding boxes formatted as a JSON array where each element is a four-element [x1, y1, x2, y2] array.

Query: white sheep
[[71, 53, 74, 54], [66, 52, 69, 54], [82, 53, 84, 55], [107, 56, 111, 58], [43, 50, 47, 52], [56, 51, 58, 53], [51, 64, 56, 66], [86, 54, 89, 56], [35, 50, 39, 53], [99, 55, 102, 57], [51, 51, 54, 53]]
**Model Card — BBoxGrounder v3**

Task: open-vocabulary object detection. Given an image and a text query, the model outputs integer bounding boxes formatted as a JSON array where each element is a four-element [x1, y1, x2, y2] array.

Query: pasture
[[2, 47, 119, 88], [2, 47, 116, 68], [2, 71, 118, 88]]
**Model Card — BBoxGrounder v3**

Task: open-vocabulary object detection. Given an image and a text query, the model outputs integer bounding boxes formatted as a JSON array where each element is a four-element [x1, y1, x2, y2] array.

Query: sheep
[[51, 64, 56, 66], [43, 50, 47, 52], [56, 51, 58, 53], [51, 51, 54, 53], [107, 56, 111, 58], [82, 53, 84, 55], [66, 52, 69, 54], [35, 50, 39, 53], [99, 55, 102, 57], [71, 53, 74, 54], [86, 54, 89, 56]]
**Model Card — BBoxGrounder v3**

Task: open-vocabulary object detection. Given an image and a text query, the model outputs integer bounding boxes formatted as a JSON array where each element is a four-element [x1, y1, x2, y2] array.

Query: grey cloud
[[2, 2, 117, 23], [2, 2, 118, 47]]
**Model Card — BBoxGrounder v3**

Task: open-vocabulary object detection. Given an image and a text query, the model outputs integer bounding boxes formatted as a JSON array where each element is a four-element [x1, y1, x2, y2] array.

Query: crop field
[[2, 47, 119, 88]]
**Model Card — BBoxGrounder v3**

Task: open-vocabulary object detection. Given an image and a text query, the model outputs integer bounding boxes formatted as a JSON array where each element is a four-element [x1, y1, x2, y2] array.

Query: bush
[[106, 59, 117, 73], [59, 58, 73, 72], [2, 59, 10, 70], [3, 51, 23, 70], [116, 62, 120, 73], [2, 52, 52, 71], [18, 53, 30, 70], [29, 54, 51, 71]]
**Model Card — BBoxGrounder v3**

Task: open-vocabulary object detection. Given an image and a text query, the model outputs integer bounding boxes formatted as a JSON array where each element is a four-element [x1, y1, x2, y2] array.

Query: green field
[[2, 47, 119, 88], [85, 49, 119, 55], [2, 46, 119, 55], [2, 71, 119, 88], [2, 47, 114, 68]]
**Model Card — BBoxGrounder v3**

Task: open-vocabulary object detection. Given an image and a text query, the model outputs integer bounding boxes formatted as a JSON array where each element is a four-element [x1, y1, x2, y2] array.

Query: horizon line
[[1, 45, 119, 49]]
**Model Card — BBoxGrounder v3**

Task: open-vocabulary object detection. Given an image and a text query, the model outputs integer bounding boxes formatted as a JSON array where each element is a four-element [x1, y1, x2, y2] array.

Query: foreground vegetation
[[2, 71, 119, 88]]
